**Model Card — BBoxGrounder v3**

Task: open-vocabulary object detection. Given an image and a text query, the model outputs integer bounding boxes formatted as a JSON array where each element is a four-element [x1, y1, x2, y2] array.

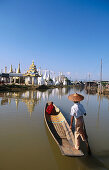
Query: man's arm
[[70, 116, 74, 129]]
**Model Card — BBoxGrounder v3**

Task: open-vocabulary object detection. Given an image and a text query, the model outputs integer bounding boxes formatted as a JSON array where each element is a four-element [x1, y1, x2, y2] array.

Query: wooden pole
[[100, 58, 102, 94], [83, 122, 92, 155]]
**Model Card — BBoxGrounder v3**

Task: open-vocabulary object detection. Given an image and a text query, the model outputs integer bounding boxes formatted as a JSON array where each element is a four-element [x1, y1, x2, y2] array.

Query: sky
[[0, 0, 109, 81]]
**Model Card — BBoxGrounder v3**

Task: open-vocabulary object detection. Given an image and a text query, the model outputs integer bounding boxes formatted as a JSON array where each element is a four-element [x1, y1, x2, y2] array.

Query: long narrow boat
[[44, 104, 84, 157]]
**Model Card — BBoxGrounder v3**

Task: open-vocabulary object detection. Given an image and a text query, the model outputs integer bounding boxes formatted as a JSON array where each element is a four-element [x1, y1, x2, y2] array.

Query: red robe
[[46, 104, 54, 114]]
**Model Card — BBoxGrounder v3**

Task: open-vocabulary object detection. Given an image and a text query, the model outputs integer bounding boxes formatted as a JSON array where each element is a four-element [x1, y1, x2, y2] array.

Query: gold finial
[[32, 60, 34, 65]]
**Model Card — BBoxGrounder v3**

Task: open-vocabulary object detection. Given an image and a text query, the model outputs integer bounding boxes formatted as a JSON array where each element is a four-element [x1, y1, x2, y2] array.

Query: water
[[0, 88, 109, 170]]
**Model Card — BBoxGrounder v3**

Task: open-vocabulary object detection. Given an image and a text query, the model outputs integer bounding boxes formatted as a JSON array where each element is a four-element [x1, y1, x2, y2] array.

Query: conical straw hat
[[68, 93, 84, 102]]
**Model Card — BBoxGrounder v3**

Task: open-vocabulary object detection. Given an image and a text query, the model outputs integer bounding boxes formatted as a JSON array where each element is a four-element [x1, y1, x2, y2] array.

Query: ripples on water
[[0, 87, 109, 170]]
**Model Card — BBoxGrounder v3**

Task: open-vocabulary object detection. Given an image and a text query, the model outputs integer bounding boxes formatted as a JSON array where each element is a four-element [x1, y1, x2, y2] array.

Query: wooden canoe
[[44, 104, 84, 157]]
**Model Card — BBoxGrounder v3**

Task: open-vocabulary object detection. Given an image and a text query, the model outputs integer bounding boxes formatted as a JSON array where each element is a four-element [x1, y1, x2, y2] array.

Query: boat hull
[[44, 105, 84, 157]]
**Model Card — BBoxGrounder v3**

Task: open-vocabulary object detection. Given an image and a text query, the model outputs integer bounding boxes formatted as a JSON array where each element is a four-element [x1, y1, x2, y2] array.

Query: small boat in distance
[[44, 104, 84, 157]]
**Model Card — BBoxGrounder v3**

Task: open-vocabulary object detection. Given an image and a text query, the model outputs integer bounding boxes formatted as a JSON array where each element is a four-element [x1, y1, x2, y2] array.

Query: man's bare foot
[[72, 146, 79, 150], [70, 125, 72, 129]]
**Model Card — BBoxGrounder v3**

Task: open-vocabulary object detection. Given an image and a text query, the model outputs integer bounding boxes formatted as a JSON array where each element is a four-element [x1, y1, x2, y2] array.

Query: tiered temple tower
[[24, 60, 40, 85]]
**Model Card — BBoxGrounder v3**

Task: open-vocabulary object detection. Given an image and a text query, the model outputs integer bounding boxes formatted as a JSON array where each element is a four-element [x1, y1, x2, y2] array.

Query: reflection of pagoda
[[1, 98, 8, 105], [21, 91, 42, 116], [26, 101, 35, 117], [9, 98, 11, 104], [21, 98, 35, 117], [24, 61, 40, 85], [15, 99, 19, 110]]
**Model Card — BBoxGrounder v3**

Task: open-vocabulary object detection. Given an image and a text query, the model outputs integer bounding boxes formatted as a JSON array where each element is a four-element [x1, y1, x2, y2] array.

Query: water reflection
[[44, 122, 106, 170], [0, 87, 109, 119], [0, 87, 109, 169], [96, 94, 103, 128], [0, 88, 72, 115]]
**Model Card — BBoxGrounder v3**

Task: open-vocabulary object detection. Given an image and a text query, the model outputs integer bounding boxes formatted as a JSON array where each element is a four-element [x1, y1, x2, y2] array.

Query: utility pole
[[100, 58, 102, 82], [100, 58, 102, 93], [89, 73, 90, 89]]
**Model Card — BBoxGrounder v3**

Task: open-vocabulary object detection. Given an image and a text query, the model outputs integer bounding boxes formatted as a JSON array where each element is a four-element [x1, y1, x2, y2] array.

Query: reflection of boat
[[44, 104, 84, 157]]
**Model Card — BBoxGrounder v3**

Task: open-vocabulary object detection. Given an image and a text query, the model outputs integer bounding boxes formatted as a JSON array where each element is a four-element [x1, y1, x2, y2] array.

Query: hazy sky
[[0, 0, 109, 80]]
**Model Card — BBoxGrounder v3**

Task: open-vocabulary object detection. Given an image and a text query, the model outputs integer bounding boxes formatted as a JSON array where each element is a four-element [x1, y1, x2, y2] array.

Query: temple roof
[[24, 60, 39, 77]]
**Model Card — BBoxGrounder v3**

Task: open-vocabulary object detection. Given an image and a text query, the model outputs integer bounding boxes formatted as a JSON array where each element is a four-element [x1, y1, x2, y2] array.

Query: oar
[[83, 122, 92, 155]]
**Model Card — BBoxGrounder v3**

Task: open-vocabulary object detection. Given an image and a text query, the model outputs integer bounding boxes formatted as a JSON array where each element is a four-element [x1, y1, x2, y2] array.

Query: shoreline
[[0, 84, 109, 95], [0, 84, 79, 92]]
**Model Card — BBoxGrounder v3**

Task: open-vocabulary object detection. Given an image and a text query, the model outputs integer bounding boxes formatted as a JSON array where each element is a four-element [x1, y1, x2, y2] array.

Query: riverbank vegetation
[[0, 84, 84, 92], [1, 83, 109, 95]]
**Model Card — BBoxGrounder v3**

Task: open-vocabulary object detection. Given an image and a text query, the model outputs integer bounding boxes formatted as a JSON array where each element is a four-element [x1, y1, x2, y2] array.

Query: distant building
[[56, 72, 70, 85], [24, 61, 40, 85], [9, 63, 23, 84], [0, 60, 71, 86], [0, 73, 9, 84], [85, 81, 98, 87]]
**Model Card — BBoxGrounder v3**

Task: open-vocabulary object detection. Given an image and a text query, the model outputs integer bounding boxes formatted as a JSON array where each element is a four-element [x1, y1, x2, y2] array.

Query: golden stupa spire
[[9, 64, 13, 73], [17, 63, 21, 73], [32, 60, 34, 65]]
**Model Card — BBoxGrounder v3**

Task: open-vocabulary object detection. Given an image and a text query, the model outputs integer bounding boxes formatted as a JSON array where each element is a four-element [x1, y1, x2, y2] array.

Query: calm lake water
[[0, 87, 109, 170]]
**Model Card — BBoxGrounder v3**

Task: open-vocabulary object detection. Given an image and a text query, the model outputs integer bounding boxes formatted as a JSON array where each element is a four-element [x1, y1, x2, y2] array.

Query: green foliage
[[101, 82, 109, 86]]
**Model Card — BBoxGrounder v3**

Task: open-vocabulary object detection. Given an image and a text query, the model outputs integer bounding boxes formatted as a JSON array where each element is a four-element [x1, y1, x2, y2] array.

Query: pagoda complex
[[24, 61, 40, 85]]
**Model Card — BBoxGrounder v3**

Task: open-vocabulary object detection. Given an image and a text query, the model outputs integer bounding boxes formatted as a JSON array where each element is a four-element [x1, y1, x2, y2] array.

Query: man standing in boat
[[68, 93, 89, 151]]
